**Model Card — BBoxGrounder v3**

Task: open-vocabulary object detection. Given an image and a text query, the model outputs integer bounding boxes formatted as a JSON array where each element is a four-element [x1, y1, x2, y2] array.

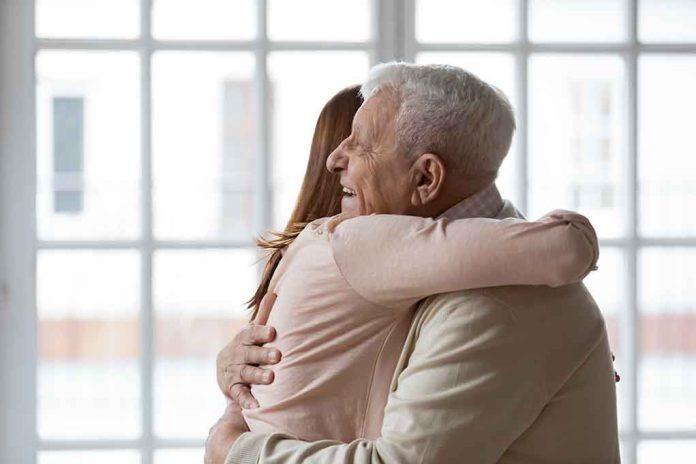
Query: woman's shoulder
[[298, 215, 341, 240]]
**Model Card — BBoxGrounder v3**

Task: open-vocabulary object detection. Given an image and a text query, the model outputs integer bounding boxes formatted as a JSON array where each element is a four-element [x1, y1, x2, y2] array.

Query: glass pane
[[639, 56, 696, 237], [268, 0, 371, 42], [36, 0, 139, 39], [37, 250, 140, 439], [416, 0, 518, 43], [268, 52, 369, 229], [529, 55, 626, 238], [153, 249, 257, 439], [153, 0, 256, 40], [639, 249, 696, 430], [640, 0, 696, 42], [36, 51, 141, 240], [416, 52, 519, 204], [152, 52, 257, 240], [529, 0, 626, 43], [154, 449, 204, 464], [639, 441, 696, 463], [39, 450, 140, 464], [583, 247, 627, 431]]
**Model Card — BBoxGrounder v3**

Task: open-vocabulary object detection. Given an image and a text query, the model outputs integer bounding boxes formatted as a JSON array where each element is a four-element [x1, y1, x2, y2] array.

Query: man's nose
[[326, 146, 347, 173]]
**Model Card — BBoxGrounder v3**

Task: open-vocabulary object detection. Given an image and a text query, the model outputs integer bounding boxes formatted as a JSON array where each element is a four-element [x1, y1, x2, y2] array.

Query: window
[[220, 80, 255, 238], [0, 1, 694, 463], [570, 81, 615, 210], [29, 1, 372, 463], [52, 96, 85, 214]]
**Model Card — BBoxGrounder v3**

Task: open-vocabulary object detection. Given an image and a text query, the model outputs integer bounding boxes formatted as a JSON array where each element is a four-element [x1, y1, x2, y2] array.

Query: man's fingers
[[254, 292, 277, 325], [234, 344, 280, 365], [239, 323, 276, 346], [230, 383, 259, 410], [238, 365, 274, 385]]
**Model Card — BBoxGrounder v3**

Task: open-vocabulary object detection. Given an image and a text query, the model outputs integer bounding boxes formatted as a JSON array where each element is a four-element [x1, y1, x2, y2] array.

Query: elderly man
[[206, 63, 620, 463]]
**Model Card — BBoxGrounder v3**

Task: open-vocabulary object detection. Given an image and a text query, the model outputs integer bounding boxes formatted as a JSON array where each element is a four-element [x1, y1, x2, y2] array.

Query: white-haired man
[[206, 63, 620, 464]]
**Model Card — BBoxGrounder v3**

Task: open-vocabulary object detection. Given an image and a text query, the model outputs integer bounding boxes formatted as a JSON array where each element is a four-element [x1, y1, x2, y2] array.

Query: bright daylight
[[1, 1, 695, 463]]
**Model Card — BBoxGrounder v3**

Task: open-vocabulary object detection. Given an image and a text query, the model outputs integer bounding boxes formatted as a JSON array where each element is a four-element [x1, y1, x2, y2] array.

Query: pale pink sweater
[[242, 211, 599, 442]]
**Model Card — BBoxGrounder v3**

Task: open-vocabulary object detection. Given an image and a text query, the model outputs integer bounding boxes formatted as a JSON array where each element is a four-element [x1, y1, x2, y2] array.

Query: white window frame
[[1, 1, 696, 463]]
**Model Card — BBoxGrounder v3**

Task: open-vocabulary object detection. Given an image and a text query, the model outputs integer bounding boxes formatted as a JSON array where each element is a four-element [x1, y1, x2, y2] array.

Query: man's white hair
[[360, 62, 516, 178]]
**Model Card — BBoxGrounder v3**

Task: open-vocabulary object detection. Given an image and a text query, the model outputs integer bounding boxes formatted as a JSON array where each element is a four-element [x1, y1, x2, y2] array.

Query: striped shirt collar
[[437, 183, 504, 220]]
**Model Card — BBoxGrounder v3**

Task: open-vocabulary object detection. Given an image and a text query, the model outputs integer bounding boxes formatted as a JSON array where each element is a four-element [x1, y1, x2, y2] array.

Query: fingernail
[[268, 350, 279, 361], [265, 327, 274, 337], [262, 372, 271, 382]]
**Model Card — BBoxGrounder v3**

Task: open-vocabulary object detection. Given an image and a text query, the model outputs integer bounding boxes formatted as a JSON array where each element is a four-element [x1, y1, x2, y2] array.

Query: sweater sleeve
[[330, 210, 599, 310]]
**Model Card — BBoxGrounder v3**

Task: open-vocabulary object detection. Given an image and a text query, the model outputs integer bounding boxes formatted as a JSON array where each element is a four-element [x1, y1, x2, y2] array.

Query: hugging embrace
[[205, 63, 620, 464]]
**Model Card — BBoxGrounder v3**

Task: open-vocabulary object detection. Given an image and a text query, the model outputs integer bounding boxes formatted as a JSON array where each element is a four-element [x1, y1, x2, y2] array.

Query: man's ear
[[410, 153, 446, 207]]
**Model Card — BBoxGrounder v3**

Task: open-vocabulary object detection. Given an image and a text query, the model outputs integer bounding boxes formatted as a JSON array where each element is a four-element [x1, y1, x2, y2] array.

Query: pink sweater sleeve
[[330, 211, 599, 310]]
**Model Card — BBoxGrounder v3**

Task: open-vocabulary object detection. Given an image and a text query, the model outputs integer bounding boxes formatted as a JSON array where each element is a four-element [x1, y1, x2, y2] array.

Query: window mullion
[[256, 0, 271, 234], [517, 0, 529, 215], [623, 0, 639, 463], [140, 0, 155, 463]]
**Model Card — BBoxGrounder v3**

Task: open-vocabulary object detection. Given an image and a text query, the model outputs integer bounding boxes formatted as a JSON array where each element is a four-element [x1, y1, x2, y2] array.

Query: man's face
[[326, 89, 415, 217]]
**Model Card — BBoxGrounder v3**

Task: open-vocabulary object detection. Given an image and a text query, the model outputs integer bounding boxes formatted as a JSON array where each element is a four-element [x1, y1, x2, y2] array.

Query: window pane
[[153, 249, 256, 439], [529, 55, 626, 237], [639, 441, 696, 463], [268, 52, 369, 228], [154, 449, 203, 464], [36, 0, 139, 39], [639, 0, 696, 42], [152, 52, 257, 240], [583, 247, 627, 431], [36, 51, 141, 240], [416, 52, 519, 204], [416, 0, 518, 43], [37, 250, 140, 439], [153, 0, 256, 40], [529, 0, 626, 43], [268, 0, 371, 42], [639, 56, 696, 238], [39, 450, 140, 464], [639, 249, 696, 430]]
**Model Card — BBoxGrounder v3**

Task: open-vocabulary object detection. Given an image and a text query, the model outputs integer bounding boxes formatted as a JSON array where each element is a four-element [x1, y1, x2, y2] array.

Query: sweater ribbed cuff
[[225, 432, 267, 464]]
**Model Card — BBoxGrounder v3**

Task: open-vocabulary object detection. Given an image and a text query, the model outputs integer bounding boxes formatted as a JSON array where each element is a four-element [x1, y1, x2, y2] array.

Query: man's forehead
[[354, 91, 399, 131]]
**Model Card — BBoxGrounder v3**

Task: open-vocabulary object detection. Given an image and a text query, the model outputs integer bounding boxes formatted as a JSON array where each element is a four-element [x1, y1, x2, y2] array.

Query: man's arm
[[224, 291, 554, 464]]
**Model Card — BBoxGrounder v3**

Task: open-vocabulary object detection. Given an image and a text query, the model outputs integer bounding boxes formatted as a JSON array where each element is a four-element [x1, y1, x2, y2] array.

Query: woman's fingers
[[254, 292, 277, 325]]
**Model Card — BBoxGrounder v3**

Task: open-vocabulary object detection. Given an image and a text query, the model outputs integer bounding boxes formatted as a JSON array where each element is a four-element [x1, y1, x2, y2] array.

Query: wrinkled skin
[[326, 88, 419, 217]]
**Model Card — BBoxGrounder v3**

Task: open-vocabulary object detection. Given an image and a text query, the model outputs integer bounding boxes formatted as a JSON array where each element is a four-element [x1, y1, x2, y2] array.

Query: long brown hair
[[247, 85, 363, 320]]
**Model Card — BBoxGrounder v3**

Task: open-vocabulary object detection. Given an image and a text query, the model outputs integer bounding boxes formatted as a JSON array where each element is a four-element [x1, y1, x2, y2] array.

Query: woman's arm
[[330, 211, 598, 310]]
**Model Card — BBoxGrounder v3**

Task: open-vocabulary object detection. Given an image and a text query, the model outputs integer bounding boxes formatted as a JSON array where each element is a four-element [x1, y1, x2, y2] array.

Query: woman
[[217, 85, 599, 442], [246, 85, 362, 322]]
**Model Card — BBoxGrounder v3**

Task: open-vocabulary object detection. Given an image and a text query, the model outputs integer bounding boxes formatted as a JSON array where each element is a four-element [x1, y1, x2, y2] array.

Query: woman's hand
[[216, 293, 281, 409]]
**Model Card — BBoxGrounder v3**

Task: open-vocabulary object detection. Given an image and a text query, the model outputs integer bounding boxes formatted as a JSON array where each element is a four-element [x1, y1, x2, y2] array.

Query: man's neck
[[436, 184, 504, 220]]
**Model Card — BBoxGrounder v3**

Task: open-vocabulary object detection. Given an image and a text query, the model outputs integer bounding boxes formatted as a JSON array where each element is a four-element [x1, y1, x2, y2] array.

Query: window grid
[[29, 1, 696, 463], [33, 0, 377, 463]]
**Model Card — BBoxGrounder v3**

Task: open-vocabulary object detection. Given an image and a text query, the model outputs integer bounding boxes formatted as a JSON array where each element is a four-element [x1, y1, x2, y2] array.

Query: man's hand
[[216, 293, 281, 409], [204, 401, 249, 464]]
